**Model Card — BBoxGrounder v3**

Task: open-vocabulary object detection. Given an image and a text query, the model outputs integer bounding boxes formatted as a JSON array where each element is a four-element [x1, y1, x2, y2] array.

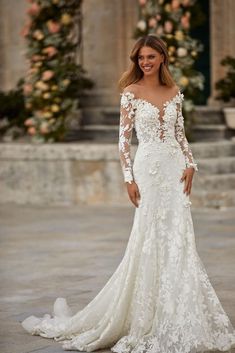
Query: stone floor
[[0, 204, 235, 353]]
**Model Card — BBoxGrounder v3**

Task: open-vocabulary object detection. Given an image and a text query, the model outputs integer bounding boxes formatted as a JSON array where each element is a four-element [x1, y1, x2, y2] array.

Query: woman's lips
[[142, 66, 153, 72]]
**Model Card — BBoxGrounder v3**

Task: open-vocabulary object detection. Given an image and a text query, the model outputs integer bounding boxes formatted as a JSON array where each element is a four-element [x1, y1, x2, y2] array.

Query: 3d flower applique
[[120, 92, 135, 110], [155, 208, 167, 221], [149, 161, 160, 175], [184, 199, 192, 208], [142, 237, 152, 255]]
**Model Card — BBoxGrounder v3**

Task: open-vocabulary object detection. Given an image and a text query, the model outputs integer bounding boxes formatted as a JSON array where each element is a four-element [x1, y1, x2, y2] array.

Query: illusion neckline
[[121, 89, 182, 114]]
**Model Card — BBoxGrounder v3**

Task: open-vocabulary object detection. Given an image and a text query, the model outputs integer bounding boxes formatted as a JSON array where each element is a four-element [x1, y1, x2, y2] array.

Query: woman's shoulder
[[122, 83, 140, 97], [166, 84, 180, 95]]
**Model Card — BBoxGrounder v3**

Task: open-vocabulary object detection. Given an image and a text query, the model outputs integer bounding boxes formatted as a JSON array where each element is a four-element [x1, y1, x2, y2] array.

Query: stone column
[[209, 0, 235, 105], [0, 0, 27, 90], [81, 0, 138, 107]]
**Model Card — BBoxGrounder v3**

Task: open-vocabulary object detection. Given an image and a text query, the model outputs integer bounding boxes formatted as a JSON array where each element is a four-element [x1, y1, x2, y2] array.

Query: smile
[[142, 66, 153, 71]]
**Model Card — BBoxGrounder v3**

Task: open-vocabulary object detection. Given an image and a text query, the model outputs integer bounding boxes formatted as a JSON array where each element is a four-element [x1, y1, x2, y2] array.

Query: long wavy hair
[[119, 35, 175, 91]]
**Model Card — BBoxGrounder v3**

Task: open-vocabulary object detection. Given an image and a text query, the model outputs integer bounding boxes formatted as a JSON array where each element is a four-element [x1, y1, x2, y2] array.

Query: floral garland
[[136, 0, 204, 115], [22, 0, 92, 142]]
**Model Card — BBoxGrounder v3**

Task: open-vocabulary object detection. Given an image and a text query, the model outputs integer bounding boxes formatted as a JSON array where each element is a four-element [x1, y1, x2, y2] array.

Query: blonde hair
[[119, 35, 175, 91]]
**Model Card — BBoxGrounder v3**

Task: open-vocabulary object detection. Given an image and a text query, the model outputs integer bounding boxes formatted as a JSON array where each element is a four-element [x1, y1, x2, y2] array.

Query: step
[[192, 190, 235, 208], [65, 130, 235, 160], [82, 107, 119, 125], [192, 106, 224, 125], [191, 124, 232, 142], [198, 156, 235, 174], [193, 173, 235, 191], [191, 140, 235, 159], [66, 131, 235, 158], [65, 125, 120, 143], [82, 105, 225, 126]]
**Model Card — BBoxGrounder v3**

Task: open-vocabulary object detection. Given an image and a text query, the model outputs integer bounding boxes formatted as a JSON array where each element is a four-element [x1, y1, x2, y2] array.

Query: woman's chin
[[142, 70, 156, 76]]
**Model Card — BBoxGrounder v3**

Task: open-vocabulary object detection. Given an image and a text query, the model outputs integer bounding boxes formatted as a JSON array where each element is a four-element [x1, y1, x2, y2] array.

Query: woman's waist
[[137, 138, 180, 150]]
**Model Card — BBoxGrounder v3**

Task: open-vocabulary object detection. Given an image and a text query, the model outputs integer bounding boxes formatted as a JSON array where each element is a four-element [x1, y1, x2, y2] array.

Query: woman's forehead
[[139, 46, 161, 55]]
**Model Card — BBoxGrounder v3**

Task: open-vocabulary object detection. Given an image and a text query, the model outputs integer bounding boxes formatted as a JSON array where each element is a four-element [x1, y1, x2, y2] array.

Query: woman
[[21, 35, 235, 353]]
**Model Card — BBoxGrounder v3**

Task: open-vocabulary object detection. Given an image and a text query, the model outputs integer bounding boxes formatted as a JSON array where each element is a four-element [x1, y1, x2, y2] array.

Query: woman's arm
[[119, 91, 135, 183], [175, 95, 198, 195], [175, 98, 198, 171], [119, 91, 140, 207]]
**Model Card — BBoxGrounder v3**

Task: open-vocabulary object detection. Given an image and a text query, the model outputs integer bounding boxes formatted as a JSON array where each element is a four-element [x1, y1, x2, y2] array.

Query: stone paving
[[0, 204, 235, 353]]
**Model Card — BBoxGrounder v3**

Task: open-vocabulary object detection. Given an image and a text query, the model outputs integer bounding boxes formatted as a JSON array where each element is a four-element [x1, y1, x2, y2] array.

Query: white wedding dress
[[21, 89, 235, 353]]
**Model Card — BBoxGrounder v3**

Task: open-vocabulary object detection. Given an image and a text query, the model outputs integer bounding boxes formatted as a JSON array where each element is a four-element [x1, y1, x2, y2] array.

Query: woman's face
[[138, 46, 164, 76]]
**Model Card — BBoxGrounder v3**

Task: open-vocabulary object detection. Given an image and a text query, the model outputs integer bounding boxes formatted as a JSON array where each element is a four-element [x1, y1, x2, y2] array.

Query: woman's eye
[[138, 55, 155, 60]]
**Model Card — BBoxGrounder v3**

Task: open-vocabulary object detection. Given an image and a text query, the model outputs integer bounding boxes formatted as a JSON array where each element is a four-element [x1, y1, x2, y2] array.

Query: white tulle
[[21, 89, 235, 353]]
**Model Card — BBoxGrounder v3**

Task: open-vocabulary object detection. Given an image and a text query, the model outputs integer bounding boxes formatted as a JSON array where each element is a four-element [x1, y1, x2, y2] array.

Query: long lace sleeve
[[118, 92, 135, 183], [175, 94, 198, 171]]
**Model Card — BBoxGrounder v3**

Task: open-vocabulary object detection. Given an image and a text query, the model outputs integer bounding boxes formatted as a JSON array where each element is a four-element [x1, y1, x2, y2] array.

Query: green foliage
[[215, 56, 235, 103], [0, 80, 27, 137]]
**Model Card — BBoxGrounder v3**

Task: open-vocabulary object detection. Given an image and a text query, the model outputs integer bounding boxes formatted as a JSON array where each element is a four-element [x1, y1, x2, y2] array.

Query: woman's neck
[[141, 74, 161, 88]]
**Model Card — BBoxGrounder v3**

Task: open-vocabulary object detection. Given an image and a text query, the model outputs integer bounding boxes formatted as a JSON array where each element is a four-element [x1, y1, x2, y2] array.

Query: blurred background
[[0, 0, 235, 208]]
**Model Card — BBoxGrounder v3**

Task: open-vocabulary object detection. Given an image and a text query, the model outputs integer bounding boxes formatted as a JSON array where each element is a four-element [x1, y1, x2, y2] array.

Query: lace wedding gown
[[21, 89, 235, 353]]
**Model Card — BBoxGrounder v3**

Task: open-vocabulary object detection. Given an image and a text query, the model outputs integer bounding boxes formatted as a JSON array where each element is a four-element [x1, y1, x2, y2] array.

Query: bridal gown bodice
[[119, 90, 197, 184], [21, 89, 235, 353]]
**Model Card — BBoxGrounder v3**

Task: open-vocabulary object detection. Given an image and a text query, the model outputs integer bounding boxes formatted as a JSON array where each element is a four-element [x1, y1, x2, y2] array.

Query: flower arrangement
[[136, 0, 205, 117], [22, 0, 93, 142]]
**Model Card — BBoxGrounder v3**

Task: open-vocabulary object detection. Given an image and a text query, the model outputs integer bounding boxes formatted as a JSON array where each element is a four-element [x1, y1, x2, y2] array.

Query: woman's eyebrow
[[138, 54, 156, 57]]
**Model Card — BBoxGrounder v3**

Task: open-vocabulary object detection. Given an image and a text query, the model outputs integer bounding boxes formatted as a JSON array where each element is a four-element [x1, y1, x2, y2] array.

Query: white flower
[[137, 20, 147, 32], [177, 47, 188, 57]]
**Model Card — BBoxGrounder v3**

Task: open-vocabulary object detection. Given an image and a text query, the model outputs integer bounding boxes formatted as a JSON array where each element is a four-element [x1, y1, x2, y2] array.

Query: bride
[[21, 35, 235, 353]]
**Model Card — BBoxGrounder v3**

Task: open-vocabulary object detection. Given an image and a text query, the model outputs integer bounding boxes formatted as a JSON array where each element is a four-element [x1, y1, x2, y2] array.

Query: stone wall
[[1, 142, 235, 208], [0, 143, 132, 205]]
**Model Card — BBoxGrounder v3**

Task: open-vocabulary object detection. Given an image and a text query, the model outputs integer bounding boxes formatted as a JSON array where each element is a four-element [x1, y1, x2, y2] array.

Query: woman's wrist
[[125, 180, 134, 185]]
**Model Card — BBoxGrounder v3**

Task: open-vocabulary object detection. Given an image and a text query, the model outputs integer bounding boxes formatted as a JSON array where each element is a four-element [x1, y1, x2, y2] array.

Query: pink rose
[[148, 17, 157, 28], [43, 46, 58, 57], [171, 0, 180, 10], [28, 126, 36, 135], [27, 3, 41, 16], [181, 16, 190, 29], [23, 83, 33, 95], [24, 118, 34, 127], [164, 20, 173, 33], [40, 123, 49, 134], [156, 26, 163, 36], [32, 54, 42, 62], [182, 0, 191, 6], [42, 70, 54, 81], [47, 20, 61, 33]]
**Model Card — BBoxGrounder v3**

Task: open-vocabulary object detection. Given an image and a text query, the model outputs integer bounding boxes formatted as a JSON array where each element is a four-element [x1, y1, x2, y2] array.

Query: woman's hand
[[126, 181, 141, 207], [180, 167, 195, 195]]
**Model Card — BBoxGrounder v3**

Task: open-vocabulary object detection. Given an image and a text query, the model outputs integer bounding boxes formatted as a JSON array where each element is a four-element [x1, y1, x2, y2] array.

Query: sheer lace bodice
[[119, 90, 198, 183]]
